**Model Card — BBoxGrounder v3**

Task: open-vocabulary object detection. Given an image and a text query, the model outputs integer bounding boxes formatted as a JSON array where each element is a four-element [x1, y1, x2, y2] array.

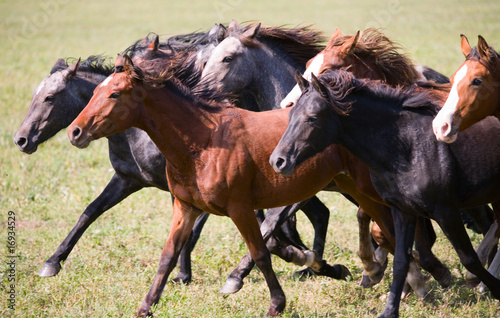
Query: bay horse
[[195, 21, 425, 294], [12, 30, 220, 282], [66, 54, 353, 317], [270, 69, 500, 318], [13, 29, 331, 284], [433, 34, 500, 143], [128, 24, 351, 288]]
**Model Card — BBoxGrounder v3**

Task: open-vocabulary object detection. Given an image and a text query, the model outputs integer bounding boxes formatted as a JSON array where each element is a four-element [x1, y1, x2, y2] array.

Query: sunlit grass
[[1, 0, 500, 317]]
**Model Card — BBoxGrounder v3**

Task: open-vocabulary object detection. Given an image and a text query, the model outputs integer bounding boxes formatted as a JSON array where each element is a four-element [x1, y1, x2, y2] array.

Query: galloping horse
[[13, 27, 333, 284], [129, 23, 351, 289], [67, 54, 360, 316], [433, 34, 500, 143], [270, 69, 500, 318], [279, 28, 459, 292], [195, 22, 435, 295], [12, 28, 226, 282], [281, 27, 449, 109]]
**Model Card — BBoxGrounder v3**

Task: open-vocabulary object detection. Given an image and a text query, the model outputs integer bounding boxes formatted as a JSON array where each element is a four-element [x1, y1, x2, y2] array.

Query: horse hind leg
[[466, 218, 499, 287], [39, 173, 142, 277], [434, 205, 500, 300], [357, 208, 387, 287], [173, 212, 210, 284]]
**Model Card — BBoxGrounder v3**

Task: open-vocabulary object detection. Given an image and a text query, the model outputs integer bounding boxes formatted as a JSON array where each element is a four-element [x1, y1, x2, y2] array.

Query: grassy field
[[1, 0, 500, 317]]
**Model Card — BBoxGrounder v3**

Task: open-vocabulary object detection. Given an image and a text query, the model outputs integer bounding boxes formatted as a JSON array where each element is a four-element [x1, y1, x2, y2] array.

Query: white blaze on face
[[432, 64, 468, 142], [280, 53, 325, 108], [99, 76, 113, 87]]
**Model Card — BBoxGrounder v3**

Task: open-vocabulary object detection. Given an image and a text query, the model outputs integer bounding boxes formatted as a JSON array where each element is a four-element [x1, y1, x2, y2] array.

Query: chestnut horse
[[433, 34, 500, 143], [66, 55, 352, 317], [270, 69, 500, 318]]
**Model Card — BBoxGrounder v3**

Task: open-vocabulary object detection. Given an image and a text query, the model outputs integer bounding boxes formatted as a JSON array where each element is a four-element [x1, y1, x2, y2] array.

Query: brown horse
[[433, 34, 500, 143], [282, 28, 455, 292], [281, 28, 448, 109], [67, 54, 350, 317]]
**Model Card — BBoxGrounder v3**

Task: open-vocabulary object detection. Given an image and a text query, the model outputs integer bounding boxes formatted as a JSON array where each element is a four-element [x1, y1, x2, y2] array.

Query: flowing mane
[[51, 55, 114, 77], [318, 70, 444, 115], [330, 28, 421, 85], [231, 23, 325, 67], [466, 46, 500, 73]]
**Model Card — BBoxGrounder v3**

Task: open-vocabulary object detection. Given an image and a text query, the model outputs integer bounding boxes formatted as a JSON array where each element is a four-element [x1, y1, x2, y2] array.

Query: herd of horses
[[14, 20, 500, 317]]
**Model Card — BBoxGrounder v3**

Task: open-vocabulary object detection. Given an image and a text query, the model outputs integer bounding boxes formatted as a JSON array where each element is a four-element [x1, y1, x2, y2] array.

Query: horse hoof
[[293, 267, 315, 280], [38, 262, 61, 277], [434, 268, 452, 288], [315, 262, 352, 280], [360, 273, 380, 288], [172, 274, 191, 285], [136, 306, 153, 317], [219, 277, 244, 294]]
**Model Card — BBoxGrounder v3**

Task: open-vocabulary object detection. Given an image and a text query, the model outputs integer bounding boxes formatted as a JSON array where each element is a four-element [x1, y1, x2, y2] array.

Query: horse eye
[[222, 56, 233, 63], [44, 95, 55, 103], [471, 78, 483, 86], [306, 116, 317, 124], [109, 92, 120, 99]]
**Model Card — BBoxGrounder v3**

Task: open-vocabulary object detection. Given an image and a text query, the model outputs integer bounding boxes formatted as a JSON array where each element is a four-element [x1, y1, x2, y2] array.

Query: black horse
[[270, 70, 500, 318]]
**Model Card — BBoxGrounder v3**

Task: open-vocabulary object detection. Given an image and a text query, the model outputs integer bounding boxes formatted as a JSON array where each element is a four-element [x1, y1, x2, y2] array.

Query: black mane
[[52, 55, 114, 77], [318, 70, 445, 116]]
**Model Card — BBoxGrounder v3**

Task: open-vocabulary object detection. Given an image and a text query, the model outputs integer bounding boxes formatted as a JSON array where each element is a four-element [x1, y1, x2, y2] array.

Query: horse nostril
[[72, 126, 82, 139], [15, 136, 27, 148], [275, 157, 286, 169]]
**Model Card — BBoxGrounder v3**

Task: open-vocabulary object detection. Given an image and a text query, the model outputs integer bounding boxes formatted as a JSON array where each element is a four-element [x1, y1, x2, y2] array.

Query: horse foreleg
[[39, 173, 142, 277], [358, 207, 386, 288], [137, 199, 200, 318], [228, 204, 286, 317], [220, 202, 305, 294], [414, 217, 451, 289], [378, 208, 416, 318]]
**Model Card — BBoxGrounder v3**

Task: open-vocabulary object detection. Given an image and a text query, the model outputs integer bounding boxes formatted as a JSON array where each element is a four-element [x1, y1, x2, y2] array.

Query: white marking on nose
[[432, 64, 468, 141], [100, 76, 113, 87], [280, 53, 325, 109]]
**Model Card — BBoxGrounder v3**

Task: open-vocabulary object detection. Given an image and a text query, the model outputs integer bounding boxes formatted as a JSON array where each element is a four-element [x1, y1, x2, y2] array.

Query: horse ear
[[66, 58, 81, 79], [229, 19, 239, 31], [50, 58, 68, 74], [477, 35, 490, 59], [295, 70, 310, 92], [209, 23, 227, 42], [243, 23, 261, 39], [147, 35, 160, 51], [326, 28, 342, 49], [339, 30, 360, 57], [460, 34, 471, 57], [123, 55, 142, 80], [114, 54, 125, 72], [311, 73, 328, 97]]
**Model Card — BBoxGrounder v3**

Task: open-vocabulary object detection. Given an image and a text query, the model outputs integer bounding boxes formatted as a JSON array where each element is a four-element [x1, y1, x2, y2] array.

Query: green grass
[[1, 0, 500, 317]]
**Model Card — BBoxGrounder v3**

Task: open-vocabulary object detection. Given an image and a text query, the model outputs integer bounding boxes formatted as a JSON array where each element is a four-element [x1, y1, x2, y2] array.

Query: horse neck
[[337, 94, 406, 172], [136, 84, 218, 172], [249, 45, 304, 110], [71, 71, 109, 111]]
